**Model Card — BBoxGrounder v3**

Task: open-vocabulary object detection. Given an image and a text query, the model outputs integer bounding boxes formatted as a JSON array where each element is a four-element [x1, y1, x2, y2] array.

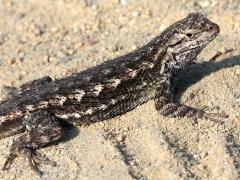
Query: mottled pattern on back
[[0, 13, 221, 175]]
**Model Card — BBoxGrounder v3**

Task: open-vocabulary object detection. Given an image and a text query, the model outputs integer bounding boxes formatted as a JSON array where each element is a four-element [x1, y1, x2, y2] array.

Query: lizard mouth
[[185, 29, 219, 52]]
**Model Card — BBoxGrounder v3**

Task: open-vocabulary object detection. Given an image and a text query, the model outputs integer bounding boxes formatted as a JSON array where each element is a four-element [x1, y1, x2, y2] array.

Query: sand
[[0, 0, 239, 179]]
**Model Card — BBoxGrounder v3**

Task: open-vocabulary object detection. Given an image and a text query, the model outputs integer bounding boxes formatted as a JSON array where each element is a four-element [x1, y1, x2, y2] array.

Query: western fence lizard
[[0, 12, 220, 175]]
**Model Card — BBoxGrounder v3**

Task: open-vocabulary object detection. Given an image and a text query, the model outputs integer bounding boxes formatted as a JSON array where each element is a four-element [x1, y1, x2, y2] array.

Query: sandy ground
[[0, 0, 239, 179]]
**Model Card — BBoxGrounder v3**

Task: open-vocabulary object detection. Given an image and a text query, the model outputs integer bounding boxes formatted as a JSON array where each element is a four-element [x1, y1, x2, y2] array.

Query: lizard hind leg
[[2, 110, 64, 175]]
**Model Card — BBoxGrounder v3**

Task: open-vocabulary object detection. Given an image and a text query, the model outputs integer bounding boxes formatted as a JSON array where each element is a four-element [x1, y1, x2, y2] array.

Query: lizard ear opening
[[184, 29, 202, 39]]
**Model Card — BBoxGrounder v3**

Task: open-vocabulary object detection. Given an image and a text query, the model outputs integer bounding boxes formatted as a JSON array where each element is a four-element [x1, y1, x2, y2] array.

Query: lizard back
[[0, 12, 220, 138]]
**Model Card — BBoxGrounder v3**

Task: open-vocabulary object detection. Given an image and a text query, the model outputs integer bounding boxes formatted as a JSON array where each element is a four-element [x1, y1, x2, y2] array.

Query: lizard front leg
[[2, 110, 64, 175], [154, 80, 203, 118]]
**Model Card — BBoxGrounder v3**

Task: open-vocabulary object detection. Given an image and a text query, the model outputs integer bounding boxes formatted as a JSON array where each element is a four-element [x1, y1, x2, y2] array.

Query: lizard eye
[[184, 29, 201, 39]]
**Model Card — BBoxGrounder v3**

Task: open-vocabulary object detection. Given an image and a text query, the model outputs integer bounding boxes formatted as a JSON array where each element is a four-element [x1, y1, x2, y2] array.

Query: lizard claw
[[2, 153, 17, 171], [195, 106, 228, 124], [2, 141, 56, 175], [183, 106, 228, 125], [202, 112, 228, 124]]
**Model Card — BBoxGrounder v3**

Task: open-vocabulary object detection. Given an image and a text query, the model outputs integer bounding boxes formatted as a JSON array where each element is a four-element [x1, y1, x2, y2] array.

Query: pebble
[[18, 51, 25, 61], [84, 0, 93, 7], [235, 66, 240, 75], [116, 135, 123, 142], [91, 4, 98, 10], [43, 55, 50, 63], [29, 24, 44, 36], [7, 58, 16, 65], [132, 11, 140, 17], [159, 24, 166, 32], [74, 41, 85, 49], [59, 55, 74, 64], [119, 0, 127, 5], [51, 27, 59, 33], [198, 0, 210, 8], [49, 56, 58, 63], [67, 49, 75, 55], [18, 71, 28, 80], [131, 45, 137, 50], [0, 33, 5, 45], [84, 39, 98, 46]]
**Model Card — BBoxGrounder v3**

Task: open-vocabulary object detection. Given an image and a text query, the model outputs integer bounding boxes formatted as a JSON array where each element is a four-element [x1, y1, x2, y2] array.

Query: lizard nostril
[[209, 26, 214, 31]]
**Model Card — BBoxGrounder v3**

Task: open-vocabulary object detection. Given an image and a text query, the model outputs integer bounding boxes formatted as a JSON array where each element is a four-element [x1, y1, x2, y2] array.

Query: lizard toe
[[2, 140, 56, 175]]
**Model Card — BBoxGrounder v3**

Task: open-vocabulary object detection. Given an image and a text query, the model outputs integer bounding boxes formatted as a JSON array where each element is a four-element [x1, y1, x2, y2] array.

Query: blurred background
[[0, 0, 239, 179]]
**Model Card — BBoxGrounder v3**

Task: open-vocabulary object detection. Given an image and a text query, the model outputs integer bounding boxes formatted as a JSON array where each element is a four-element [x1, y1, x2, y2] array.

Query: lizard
[[0, 12, 221, 175]]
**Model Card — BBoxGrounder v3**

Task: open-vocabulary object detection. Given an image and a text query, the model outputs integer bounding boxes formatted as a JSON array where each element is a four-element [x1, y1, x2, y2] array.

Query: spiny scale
[[0, 12, 220, 175], [0, 32, 162, 125]]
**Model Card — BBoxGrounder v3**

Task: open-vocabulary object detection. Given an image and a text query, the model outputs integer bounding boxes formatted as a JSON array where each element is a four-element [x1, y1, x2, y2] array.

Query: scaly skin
[[0, 13, 220, 175]]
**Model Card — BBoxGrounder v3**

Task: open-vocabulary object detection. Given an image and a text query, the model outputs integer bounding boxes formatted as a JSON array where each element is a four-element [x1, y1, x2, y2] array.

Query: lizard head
[[160, 12, 220, 71]]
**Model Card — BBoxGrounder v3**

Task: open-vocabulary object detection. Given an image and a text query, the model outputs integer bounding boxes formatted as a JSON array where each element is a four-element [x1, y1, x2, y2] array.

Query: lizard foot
[[161, 105, 228, 125], [2, 141, 56, 176], [186, 106, 228, 125], [200, 106, 228, 124]]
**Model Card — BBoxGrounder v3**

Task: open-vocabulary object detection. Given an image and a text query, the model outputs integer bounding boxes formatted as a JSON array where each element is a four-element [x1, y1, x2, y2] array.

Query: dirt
[[0, 0, 239, 179]]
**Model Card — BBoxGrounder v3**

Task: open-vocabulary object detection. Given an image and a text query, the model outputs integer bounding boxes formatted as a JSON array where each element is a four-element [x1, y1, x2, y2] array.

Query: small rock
[[198, 0, 210, 8], [18, 71, 28, 80], [0, 32, 5, 45], [20, 70, 28, 76], [132, 11, 140, 17], [43, 55, 50, 63], [129, 161, 135, 166], [91, 4, 98, 10], [49, 56, 58, 63], [18, 51, 25, 61], [119, 0, 127, 5], [116, 135, 123, 142], [20, 36, 27, 43], [131, 45, 137, 50], [29, 24, 45, 36], [59, 55, 74, 64], [9, 138, 14, 146], [159, 24, 166, 32], [85, 39, 98, 46], [51, 27, 59, 33], [235, 112, 240, 117], [67, 49, 75, 55], [84, 0, 93, 7], [72, 27, 81, 34], [6, 57, 16, 65], [235, 65, 240, 75], [74, 41, 85, 49]]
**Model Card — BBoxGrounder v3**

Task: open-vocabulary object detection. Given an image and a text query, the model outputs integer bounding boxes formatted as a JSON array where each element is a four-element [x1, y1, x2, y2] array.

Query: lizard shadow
[[46, 120, 80, 147], [37, 55, 240, 148], [58, 120, 80, 143], [175, 55, 240, 100]]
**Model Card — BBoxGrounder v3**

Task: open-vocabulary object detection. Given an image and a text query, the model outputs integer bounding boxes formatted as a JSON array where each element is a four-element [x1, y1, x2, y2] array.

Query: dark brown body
[[0, 13, 220, 175]]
